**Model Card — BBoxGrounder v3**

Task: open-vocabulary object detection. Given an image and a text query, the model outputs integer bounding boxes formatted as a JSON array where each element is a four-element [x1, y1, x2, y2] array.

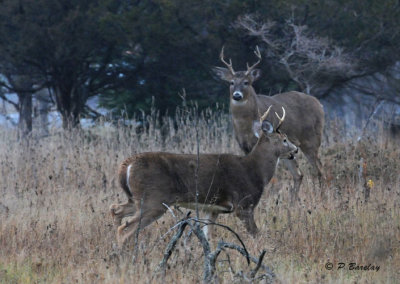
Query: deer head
[[252, 106, 298, 160], [213, 46, 262, 104]]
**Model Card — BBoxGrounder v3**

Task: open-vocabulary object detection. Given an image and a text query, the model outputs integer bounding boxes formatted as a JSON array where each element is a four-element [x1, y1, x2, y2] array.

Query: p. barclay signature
[[325, 262, 380, 272], [339, 263, 380, 271]]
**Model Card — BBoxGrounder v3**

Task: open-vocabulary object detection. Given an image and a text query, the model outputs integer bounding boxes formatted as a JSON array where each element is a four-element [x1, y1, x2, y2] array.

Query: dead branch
[[193, 218, 249, 263], [357, 99, 384, 142], [155, 214, 275, 283], [157, 211, 191, 272], [0, 92, 19, 110], [250, 249, 267, 278], [235, 14, 357, 96]]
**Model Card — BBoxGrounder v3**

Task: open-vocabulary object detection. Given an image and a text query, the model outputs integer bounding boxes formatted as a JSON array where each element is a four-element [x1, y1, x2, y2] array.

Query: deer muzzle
[[288, 146, 298, 160], [232, 91, 243, 101]]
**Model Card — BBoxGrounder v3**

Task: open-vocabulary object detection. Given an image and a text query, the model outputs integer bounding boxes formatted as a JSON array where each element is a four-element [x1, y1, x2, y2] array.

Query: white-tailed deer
[[110, 107, 297, 246], [213, 47, 324, 201]]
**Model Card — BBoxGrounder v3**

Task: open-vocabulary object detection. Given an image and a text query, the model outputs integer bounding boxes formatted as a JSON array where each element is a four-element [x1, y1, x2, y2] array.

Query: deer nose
[[294, 147, 298, 154], [232, 91, 243, 101]]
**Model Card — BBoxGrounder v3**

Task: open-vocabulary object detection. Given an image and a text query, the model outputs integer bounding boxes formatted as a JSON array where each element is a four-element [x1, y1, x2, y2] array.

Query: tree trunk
[[34, 88, 50, 136], [60, 111, 80, 130], [54, 85, 83, 130], [18, 92, 32, 136], [11, 75, 34, 137]]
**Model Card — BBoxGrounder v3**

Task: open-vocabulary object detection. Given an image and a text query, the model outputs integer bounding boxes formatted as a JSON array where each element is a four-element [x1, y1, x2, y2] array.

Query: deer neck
[[244, 136, 280, 185], [230, 91, 259, 146], [230, 90, 259, 118]]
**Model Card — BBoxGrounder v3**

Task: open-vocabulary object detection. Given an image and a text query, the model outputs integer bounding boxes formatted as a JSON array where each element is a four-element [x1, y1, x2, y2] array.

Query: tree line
[[1, 0, 399, 134]]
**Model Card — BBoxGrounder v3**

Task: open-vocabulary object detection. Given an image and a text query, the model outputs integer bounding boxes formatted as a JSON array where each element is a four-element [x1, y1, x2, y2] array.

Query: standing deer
[[213, 47, 324, 202], [110, 107, 297, 246]]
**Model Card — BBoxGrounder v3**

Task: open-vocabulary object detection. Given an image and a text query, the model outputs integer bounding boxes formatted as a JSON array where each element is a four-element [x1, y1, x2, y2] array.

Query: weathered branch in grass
[[162, 203, 177, 221], [157, 212, 192, 272], [250, 249, 267, 278], [154, 214, 274, 283], [193, 218, 249, 265], [215, 242, 274, 280], [188, 219, 212, 282]]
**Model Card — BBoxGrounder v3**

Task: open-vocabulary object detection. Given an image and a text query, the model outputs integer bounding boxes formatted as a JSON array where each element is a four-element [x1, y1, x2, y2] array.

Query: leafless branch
[[162, 203, 177, 221], [357, 99, 385, 142], [250, 249, 267, 278], [155, 214, 274, 283], [0, 113, 18, 126], [0, 92, 19, 110], [83, 105, 104, 119], [191, 218, 249, 261], [235, 14, 358, 96], [157, 211, 191, 272], [0, 78, 47, 94]]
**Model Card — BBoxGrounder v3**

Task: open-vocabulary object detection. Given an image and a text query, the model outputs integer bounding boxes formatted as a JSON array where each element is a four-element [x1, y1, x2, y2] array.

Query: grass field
[[0, 108, 399, 283]]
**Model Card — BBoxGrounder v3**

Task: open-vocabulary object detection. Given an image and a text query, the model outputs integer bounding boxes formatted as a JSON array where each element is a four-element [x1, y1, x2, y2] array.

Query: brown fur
[[110, 124, 297, 246], [213, 66, 325, 201]]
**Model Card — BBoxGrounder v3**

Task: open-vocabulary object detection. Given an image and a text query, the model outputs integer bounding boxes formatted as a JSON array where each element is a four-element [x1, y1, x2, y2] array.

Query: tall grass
[[0, 106, 399, 283]]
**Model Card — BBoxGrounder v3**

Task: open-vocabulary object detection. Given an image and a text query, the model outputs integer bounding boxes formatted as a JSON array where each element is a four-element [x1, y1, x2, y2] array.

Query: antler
[[260, 105, 286, 133], [245, 46, 262, 75], [275, 107, 286, 132], [220, 46, 235, 75], [259, 105, 272, 123]]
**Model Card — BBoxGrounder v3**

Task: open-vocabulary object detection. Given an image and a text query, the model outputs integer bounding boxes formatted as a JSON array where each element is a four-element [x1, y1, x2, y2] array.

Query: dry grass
[[0, 108, 399, 283]]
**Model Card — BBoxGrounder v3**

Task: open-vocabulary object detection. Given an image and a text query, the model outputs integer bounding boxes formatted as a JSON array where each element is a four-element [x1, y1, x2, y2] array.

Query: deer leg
[[302, 148, 324, 186], [282, 158, 303, 204], [117, 208, 166, 247], [236, 209, 258, 236], [110, 199, 136, 225], [202, 212, 218, 240], [117, 212, 141, 245]]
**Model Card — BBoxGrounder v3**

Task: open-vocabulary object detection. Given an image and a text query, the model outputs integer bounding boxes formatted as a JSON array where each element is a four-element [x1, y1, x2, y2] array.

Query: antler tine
[[254, 45, 262, 59], [245, 46, 262, 75], [275, 107, 286, 131], [220, 46, 235, 75], [259, 105, 272, 123]]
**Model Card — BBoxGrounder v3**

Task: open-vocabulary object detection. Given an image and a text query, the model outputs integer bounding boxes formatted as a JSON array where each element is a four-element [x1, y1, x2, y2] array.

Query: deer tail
[[118, 158, 135, 198]]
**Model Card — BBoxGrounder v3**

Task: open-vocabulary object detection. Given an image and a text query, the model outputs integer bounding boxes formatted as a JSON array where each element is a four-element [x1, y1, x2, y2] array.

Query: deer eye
[[243, 81, 249, 86], [230, 81, 234, 86]]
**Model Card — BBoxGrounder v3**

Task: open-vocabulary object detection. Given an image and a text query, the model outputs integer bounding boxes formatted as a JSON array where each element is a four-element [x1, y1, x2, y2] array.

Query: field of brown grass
[[0, 108, 399, 283]]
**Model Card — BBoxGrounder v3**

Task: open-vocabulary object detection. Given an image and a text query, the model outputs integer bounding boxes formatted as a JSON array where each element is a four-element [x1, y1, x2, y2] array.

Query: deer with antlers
[[213, 47, 324, 202], [110, 107, 297, 246]]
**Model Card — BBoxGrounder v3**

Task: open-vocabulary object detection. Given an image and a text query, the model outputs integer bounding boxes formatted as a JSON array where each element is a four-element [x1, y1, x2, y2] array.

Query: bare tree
[[0, 73, 37, 137], [344, 64, 400, 139], [235, 14, 358, 96]]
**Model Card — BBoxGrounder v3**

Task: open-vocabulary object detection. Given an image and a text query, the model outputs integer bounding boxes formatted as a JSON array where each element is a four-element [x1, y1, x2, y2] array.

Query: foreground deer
[[110, 107, 297, 246], [213, 47, 324, 200]]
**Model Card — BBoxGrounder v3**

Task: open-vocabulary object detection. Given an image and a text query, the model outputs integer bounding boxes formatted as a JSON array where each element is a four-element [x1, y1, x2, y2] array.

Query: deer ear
[[252, 121, 262, 138], [261, 120, 274, 134], [249, 69, 261, 82], [212, 67, 233, 81]]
